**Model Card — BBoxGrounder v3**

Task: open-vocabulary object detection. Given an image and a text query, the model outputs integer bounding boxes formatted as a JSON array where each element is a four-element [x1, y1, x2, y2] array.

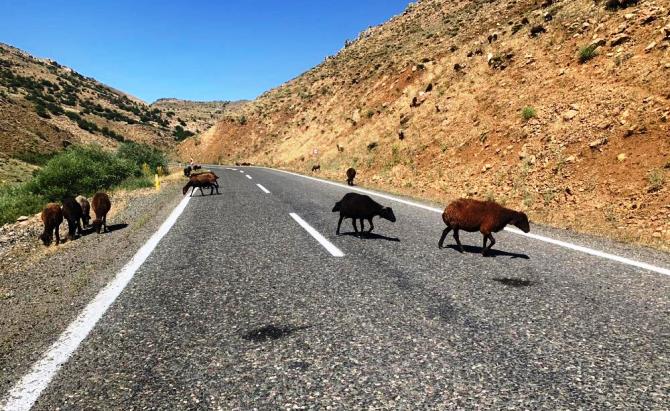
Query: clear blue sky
[[0, 0, 411, 103]]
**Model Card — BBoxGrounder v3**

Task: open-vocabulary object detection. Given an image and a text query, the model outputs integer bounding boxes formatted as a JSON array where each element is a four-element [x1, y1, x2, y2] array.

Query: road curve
[[5, 165, 670, 410]]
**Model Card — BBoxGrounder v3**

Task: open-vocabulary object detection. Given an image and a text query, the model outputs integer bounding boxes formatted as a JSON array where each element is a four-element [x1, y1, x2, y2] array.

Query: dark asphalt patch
[[242, 325, 307, 342], [492, 278, 534, 287], [288, 361, 311, 371]]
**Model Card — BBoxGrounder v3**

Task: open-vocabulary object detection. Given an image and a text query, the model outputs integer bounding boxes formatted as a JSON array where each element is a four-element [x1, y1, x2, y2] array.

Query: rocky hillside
[[180, 0, 670, 250], [0, 43, 178, 183], [151, 98, 246, 142]]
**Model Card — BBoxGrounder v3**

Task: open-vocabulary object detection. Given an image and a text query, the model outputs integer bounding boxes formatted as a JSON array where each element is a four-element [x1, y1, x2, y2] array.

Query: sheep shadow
[[340, 232, 401, 242], [106, 223, 129, 232], [444, 244, 529, 259]]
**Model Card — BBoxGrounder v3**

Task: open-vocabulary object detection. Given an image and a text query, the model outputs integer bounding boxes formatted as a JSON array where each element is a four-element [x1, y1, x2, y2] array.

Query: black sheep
[[346, 168, 356, 186], [332, 192, 396, 237], [61, 196, 83, 240]]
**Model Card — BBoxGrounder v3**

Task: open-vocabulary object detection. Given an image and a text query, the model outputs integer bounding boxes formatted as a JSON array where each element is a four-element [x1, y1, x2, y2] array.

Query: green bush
[[522, 106, 537, 120], [27, 145, 135, 200], [579, 45, 598, 63], [0, 184, 46, 226], [117, 176, 154, 191], [116, 142, 167, 174]]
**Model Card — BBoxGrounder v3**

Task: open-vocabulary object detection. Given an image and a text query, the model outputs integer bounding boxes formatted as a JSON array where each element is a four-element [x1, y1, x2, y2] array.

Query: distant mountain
[[151, 98, 247, 141]]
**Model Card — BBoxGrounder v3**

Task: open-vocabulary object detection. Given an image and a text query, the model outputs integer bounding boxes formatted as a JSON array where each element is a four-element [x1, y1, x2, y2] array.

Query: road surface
[[4, 166, 670, 410]]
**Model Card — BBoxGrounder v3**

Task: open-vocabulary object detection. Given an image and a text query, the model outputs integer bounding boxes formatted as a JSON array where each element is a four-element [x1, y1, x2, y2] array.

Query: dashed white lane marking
[[256, 167, 670, 277], [290, 213, 344, 257], [256, 184, 271, 194], [246, 175, 252, 180], [239, 170, 244, 174], [2, 195, 193, 411]]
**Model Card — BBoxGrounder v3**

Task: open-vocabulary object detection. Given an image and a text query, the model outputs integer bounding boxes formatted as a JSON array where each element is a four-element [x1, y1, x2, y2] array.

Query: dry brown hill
[[179, 0, 670, 250], [0, 43, 179, 183], [151, 98, 246, 141]]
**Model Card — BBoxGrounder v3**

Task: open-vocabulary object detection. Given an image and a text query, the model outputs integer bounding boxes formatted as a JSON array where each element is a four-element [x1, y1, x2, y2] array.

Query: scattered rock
[[482, 164, 493, 173], [398, 130, 405, 140], [589, 138, 608, 149], [590, 38, 607, 49], [663, 24, 670, 40], [564, 155, 577, 164], [645, 42, 657, 52], [530, 25, 547, 37], [562, 110, 579, 121], [617, 153, 627, 161], [610, 34, 631, 47], [16, 216, 29, 222]]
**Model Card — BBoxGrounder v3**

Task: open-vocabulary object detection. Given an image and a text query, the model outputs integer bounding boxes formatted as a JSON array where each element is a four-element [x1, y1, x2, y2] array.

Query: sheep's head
[[513, 212, 530, 233], [182, 183, 191, 195], [331, 201, 341, 212], [380, 207, 396, 222]]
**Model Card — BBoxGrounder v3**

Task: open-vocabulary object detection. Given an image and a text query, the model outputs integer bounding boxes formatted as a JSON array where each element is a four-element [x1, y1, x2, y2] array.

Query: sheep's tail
[[331, 201, 341, 212]]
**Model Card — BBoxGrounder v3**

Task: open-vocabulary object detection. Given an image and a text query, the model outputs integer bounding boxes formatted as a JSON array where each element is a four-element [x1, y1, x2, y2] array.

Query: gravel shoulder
[[0, 175, 185, 395]]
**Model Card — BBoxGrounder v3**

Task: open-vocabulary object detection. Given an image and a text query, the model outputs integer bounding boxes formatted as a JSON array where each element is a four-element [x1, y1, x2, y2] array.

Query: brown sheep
[[76, 195, 91, 227], [39, 203, 63, 246], [346, 168, 356, 186], [438, 198, 530, 256], [62, 196, 83, 240], [312, 164, 321, 172], [92, 192, 111, 234], [183, 172, 220, 196]]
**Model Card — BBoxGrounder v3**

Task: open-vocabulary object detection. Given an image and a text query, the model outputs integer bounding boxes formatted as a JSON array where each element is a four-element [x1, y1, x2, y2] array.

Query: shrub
[[648, 169, 665, 192], [0, 184, 46, 226], [522, 106, 537, 120], [117, 142, 168, 174], [27, 145, 135, 200], [173, 125, 194, 141], [579, 45, 598, 63]]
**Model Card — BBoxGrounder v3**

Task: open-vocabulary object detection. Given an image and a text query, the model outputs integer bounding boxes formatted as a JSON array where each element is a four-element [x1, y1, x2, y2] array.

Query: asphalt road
[[8, 166, 670, 409]]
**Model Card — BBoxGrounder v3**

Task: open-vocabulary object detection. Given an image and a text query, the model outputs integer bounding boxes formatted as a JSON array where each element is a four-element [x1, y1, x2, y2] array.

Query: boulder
[[610, 34, 631, 46]]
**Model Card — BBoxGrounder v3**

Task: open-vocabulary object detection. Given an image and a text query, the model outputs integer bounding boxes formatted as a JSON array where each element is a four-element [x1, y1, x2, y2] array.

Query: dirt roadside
[[0, 174, 185, 395]]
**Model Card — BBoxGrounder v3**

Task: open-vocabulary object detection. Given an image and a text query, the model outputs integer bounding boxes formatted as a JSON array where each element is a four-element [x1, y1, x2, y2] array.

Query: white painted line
[[289, 213, 344, 257], [239, 170, 244, 174], [256, 184, 271, 194], [255, 167, 670, 277], [505, 228, 670, 276], [246, 175, 252, 180], [2, 195, 192, 411]]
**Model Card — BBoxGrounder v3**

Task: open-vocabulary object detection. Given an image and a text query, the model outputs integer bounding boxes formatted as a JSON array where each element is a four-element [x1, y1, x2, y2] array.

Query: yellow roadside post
[[155, 174, 160, 190]]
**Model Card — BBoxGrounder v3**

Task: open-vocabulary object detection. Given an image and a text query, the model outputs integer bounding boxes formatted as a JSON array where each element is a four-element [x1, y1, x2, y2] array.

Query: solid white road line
[[246, 175, 253, 180], [256, 184, 271, 194], [2, 195, 192, 411], [256, 167, 670, 277], [289, 213, 344, 257]]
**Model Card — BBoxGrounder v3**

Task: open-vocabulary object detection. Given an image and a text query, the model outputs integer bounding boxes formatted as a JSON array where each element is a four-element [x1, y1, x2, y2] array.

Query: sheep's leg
[[352, 219, 359, 237], [483, 234, 496, 256], [55, 227, 60, 245], [453, 229, 464, 252], [438, 226, 451, 248], [103, 215, 108, 232], [367, 218, 374, 233], [199, 186, 205, 196], [336, 216, 343, 235], [359, 219, 365, 233]]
